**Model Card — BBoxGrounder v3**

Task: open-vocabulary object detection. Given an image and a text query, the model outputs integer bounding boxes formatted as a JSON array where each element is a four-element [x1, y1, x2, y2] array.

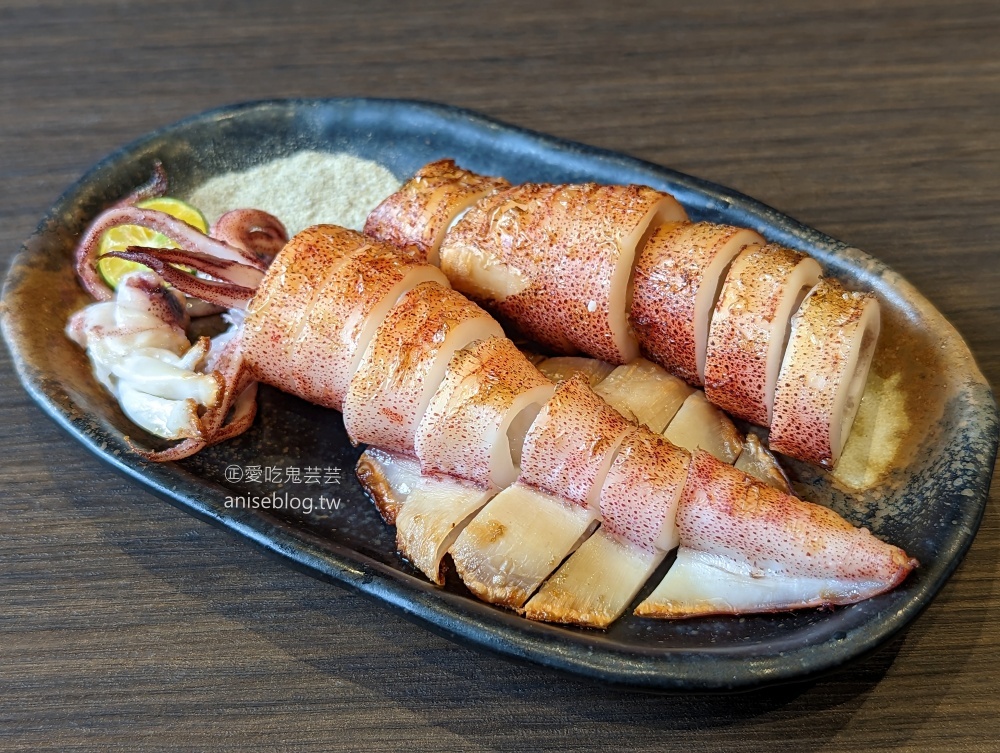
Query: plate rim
[[3, 97, 997, 692]]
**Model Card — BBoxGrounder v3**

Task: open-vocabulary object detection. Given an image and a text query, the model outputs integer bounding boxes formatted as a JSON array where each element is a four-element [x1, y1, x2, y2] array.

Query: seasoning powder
[[187, 151, 401, 236]]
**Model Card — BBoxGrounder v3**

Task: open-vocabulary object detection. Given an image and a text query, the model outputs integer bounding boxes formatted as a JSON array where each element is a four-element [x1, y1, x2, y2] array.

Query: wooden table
[[2, 1, 998, 750]]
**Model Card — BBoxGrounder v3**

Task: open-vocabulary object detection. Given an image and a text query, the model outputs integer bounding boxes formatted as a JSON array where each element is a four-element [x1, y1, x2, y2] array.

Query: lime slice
[[97, 197, 209, 289]]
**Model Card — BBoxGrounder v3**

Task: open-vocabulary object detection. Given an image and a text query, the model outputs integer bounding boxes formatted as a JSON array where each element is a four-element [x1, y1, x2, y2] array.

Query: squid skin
[[769, 279, 882, 468], [518, 376, 633, 510], [342, 281, 504, 454], [414, 335, 554, 488], [703, 243, 822, 427], [439, 182, 687, 363], [365, 158, 511, 265], [630, 221, 765, 386], [635, 451, 918, 618]]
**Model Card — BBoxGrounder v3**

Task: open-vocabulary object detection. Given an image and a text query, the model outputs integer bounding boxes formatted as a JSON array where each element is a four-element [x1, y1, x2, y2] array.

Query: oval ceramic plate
[[2, 99, 997, 692]]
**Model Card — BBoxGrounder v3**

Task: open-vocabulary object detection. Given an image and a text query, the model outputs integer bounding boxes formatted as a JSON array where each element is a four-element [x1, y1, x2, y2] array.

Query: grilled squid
[[67, 168, 914, 630], [635, 451, 915, 617], [702, 243, 823, 426], [631, 221, 765, 386], [367, 160, 879, 468]]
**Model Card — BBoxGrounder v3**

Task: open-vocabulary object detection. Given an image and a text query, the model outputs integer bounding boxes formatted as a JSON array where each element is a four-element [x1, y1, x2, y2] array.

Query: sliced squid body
[[396, 480, 496, 586], [524, 427, 688, 627], [636, 451, 917, 618], [343, 281, 504, 454], [542, 354, 789, 491], [355, 447, 423, 525], [440, 182, 687, 363], [518, 376, 634, 509], [703, 243, 822, 426], [448, 377, 630, 608], [415, 336, 554, 488], [593, 357, 693, 433], [662, 390, 743, 464], [364, 159, 511, 265], [598, 427, 690, 553], [244, 225, 448, 410], [524, 528, 665, 628], [449, 482, 599, 609], [769, 280, 881, 468], [630, 222, 765, 385], [355, 448, 494, 584]]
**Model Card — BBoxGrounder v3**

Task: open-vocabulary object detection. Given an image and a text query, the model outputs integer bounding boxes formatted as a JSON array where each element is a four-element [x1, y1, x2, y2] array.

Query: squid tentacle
[[211, 209, 289, 264], [75, 206, 268, 301], [129, 336, 256, 461], [104, 249, 257, 310], [111, 161, 168, 210], [114, 246, 265, 288]]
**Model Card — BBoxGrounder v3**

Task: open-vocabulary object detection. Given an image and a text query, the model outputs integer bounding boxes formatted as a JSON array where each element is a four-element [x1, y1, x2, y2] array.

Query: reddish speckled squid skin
[[414, 336, 554, 488], [599, 428, 690, 553], [769, 279, 881, 467], [440, 182, 687, 363], [630, 221, 765, 386], [342, 281, 504, 454], [518, 375, 633, 509], [243, 225, 447, 410], [703, 243, 822, 426], [677, 451, 917, 595], [364, 159, 511, 264]]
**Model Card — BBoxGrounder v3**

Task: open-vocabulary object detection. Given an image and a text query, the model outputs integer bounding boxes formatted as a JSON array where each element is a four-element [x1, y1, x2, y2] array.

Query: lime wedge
[[97, 197, 208, 289]]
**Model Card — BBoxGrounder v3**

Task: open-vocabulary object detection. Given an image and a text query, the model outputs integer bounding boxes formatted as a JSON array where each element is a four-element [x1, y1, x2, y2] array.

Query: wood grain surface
[[2, 1, 998, 750]]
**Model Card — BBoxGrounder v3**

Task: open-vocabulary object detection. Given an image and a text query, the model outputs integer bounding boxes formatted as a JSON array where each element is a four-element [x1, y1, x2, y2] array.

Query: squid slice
[[593, 357, 694, 433], [355, 448, 496, 584], [395, 478, 497, 586], [636, 546, 912, 618], [535, 356, 616, 387], [518, 375, 633, 510], [291, 244, 447, 410], [244, 227, 448, 409], [635, 451, 918, 618], [356, 447, 423, 525], [734, 432, 793, 494], [523, 527, 664, 628], [343, 282, 504, 454], [440, 183, 687, 363], [523, 427, 688, 627], [365, 158, 511, 265], [662, 390, 743, 464], [630, 221, 765, 386], [599, 427, 690, 553], [769, 280, 881, 468], [414, 336, 554, 488], [585, 355, 789, 492], [242, 225, 362, 395], [703, 243, 822, 426], [449, 482, 599, 609]]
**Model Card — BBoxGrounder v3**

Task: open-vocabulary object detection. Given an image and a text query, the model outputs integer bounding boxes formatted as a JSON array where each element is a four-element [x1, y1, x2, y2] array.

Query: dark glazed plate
[[2, 99, 997, 692]]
